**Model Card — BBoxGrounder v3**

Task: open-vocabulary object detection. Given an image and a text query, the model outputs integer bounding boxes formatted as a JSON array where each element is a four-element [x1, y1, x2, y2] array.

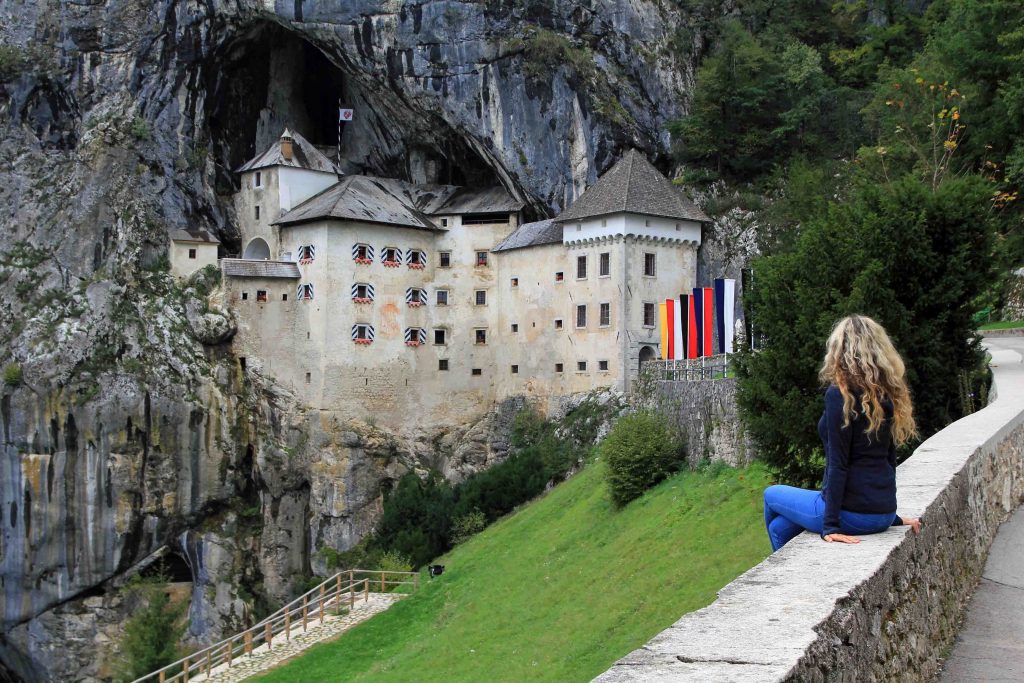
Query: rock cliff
[[0, 1, 709, 680]]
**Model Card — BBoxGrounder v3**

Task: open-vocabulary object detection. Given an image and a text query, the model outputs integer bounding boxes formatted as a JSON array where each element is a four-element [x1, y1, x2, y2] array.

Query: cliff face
[[0, 1, 701, 680]]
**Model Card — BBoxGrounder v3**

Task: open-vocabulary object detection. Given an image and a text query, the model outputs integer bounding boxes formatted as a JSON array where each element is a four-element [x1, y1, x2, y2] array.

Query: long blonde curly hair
[[819, 314, 917, 445]]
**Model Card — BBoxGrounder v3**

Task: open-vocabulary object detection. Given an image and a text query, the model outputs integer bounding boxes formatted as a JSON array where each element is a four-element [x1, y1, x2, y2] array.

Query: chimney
[[280, 129, 294, 161]]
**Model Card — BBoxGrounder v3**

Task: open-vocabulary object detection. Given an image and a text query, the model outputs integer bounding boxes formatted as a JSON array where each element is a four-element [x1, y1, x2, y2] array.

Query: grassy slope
[[255, 462, 773, 683], [978, 320, 1024, 330]]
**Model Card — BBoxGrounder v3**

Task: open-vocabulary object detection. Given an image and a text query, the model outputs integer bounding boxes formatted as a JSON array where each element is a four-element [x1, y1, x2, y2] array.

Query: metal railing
[[642, 354, 732, 382], [132, 569, 419, 683]]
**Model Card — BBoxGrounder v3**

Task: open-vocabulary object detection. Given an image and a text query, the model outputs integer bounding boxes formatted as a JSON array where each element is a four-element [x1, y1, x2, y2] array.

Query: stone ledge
[[596, 344, 1024, 682]]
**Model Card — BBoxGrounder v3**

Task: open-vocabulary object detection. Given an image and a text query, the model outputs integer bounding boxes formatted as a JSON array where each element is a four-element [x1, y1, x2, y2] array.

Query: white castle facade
[[171, 130, 707, 431]]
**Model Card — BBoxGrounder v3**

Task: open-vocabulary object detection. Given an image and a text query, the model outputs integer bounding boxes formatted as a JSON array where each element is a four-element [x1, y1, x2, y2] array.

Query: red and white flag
[[339, 108, 354, 122]]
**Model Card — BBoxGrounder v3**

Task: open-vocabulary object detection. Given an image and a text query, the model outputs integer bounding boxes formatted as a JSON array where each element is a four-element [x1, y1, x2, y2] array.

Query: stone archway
[[243, 237, 271, 260], [638, 345, 656, 372]]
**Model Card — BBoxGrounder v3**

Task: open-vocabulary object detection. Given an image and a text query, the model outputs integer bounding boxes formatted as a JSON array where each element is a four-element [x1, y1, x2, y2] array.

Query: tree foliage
[[116, 586, 186, 682], [601, 412, 685, 507]]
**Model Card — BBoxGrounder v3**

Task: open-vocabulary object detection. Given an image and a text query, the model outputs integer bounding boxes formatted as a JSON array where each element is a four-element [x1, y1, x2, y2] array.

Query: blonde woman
[[763, 314, 923, 551]]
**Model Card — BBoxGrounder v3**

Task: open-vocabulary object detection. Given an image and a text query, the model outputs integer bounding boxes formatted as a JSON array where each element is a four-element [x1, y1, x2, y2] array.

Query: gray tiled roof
[[558, 149, 710, 224], [491, 219, 563, 252], [274, 175, 441, 230], [236, 129, 340, 175], [170, 228, 220, 244], [221, 259, 301, 279], [362, 179, 524, 216]]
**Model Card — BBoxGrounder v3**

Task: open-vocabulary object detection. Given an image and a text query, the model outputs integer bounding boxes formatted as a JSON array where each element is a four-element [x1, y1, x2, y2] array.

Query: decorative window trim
[[297, 283, 315, 301], [405, 327, 427, 347], [353, 243, 374, 265], [406, 249, 426, 269], [298, 244, 316, 265], [352, 324, 375, 344], [351, 282, 375, 304], [406, 287, 427, 307], [381, 246, 403, 267]]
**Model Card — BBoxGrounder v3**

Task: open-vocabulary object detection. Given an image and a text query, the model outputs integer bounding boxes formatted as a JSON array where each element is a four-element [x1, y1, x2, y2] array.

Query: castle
[[171, 130, 707, 430]]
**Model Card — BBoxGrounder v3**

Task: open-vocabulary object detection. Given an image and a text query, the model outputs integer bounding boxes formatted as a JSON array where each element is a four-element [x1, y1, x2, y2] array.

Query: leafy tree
[[375, 472, 453, 568], [735, 172, 996, 484], [601, 412, 685, 507]]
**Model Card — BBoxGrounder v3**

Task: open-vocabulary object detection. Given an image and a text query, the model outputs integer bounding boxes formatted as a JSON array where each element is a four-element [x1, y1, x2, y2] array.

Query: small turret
[[280, 129, 294, 161]]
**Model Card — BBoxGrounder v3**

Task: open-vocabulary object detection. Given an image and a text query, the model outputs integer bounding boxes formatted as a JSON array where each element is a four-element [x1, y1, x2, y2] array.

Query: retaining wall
[[597, 341, 1024, 682]]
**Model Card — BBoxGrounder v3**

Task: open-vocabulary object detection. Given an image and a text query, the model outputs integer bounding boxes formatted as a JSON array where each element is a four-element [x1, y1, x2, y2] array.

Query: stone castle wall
[[598, 342, 1024, 682]]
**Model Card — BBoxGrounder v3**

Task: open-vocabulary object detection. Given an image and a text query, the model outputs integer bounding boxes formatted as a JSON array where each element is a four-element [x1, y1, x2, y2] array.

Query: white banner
[[339, 108, 354, 122]]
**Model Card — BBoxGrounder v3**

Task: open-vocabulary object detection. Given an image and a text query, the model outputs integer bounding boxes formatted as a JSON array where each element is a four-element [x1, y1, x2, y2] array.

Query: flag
[[715, 278, 736, 354], [339, 108, 354, 122], [659, 302, 669, 360], [665, 298, 675, 360]]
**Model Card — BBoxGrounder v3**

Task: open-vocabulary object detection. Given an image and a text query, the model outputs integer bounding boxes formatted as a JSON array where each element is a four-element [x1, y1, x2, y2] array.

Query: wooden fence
[[131, 569, 419, 683]]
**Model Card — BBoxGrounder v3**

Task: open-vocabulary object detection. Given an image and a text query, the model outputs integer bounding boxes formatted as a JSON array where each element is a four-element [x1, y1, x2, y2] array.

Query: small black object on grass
[[428, 564, 445, 579]]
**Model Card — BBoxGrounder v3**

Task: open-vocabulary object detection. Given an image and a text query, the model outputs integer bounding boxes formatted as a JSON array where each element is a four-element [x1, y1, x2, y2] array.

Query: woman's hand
[[903, 517, 922, 534], [822, 533, 860, 544]]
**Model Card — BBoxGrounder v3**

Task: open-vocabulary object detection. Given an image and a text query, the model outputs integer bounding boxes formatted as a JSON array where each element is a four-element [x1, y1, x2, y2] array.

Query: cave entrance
[[204, 22, 507, 193], [139, 551, 193, 584]]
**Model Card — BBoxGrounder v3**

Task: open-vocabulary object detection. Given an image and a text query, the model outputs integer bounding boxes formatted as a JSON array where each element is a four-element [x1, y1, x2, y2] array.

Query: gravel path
[[188, 592, 403, 682]]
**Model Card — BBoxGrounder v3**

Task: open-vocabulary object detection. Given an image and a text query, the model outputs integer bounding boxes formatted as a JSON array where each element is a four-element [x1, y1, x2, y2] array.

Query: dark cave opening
[[139, 551, 193, 583], [204, 22, 506, 195]]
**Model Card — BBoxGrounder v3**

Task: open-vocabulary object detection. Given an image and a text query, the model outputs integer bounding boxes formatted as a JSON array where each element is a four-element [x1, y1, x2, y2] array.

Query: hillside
[[254, 461, 773, 682]]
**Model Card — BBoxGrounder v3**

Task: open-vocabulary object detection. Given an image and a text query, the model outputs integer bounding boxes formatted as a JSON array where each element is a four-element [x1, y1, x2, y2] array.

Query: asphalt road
[[940, 335, 1024, 683]]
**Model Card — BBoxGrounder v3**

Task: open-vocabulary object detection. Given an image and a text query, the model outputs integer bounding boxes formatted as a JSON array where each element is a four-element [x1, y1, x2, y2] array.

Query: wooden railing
[[132, 569, 419, 683]]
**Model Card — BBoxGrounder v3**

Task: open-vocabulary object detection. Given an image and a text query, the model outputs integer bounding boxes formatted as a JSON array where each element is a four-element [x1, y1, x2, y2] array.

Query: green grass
[[978, 319, 1024, 330], [254, 462, 773, 682]]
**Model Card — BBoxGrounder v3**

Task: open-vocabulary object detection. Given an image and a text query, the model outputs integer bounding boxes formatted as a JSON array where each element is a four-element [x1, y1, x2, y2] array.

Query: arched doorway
[[638, 345, 656, 372], [243, 237, 271, 260]]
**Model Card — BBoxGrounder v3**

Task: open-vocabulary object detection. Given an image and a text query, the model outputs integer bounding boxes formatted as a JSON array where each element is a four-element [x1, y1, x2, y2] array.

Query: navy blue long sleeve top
[[818, 385, 902, 536]]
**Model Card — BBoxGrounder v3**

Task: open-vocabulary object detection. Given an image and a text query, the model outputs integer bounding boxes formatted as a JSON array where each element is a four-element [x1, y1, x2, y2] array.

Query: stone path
[[941, 335, 1024, 683], [189, 593, 403, 682]]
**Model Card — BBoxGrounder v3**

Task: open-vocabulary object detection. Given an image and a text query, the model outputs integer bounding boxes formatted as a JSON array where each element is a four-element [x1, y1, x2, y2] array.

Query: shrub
[[130, 115, 150, 141], [115, 587, 186, 682], [3, 363, 22, 386], [375, 472, 453, 568], [451, 509, 487, 545], [601, 412, 685, 507]]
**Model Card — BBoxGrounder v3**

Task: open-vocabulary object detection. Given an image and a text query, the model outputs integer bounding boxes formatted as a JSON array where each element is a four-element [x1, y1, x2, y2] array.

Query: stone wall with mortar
[[598, 342, 1024, 682], [641, 375, 753, 467]]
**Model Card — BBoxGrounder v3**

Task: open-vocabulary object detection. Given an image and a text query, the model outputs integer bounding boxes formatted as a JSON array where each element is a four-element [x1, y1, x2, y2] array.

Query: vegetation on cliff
[[254, 460, 772, 683]]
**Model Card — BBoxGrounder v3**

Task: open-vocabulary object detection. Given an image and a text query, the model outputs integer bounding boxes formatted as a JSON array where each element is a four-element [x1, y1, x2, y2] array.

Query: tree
[[601, 412, 685, 507], [374, 472, 453, 568], [116, 586, 186, 682], [735, 171, 996, 485]]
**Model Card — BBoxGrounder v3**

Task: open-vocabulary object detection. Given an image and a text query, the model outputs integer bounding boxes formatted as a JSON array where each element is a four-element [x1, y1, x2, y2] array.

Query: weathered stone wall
[[597, 342, 1024, 682], [642, 376, 753, 467]]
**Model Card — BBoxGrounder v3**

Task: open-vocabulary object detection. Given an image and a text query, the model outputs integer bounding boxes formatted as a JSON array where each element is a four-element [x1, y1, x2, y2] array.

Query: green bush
[[3, 363, 22, 386], [451, 509, 487, 545], [601, 412, 685, 507], [115, 587, 186, 682]]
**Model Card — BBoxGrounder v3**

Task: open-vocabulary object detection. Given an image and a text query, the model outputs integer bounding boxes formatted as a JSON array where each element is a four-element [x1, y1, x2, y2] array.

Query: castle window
[[382, 247, 402, 267], [675, 223, 681, 231], [436, 289, 449, 306], [255, 205, 261, 220], [297, 284, 314, 301], [305, 372, 311, 384], [576, 304, 587, 328], [601, 218, 607, 227], [645, 219, 651, 227], [241, 292, 248, 301], [405, 327, 427, 347], [510, 277, 519, 288], [464, 213, 509, 225], [511, 365, 519, 374], [353, 243, 374, 264], [475, 290, 487, 306], [599, 302, 611, 327], [254, 171, 262, 187], [282, 293, 288, 301], [599, 252, 610, 277], [256, 290, 268, 303], [475, 329, 487, 345], [643, 253, 656, 277], [441, 218, 449, 228], [577, 361, 587, 373], [297, 244, 315, 264], [434, 329, 447, 346], [576, 255, 587, 279], [439, 359, 450, 371], [555, 271, 564, 283], [555, 363, 564, 373], [352, 324, 375, 344], [239, 357, 247, 370], [352, 283, 375, 304], [472, 368, 483, 376], [439, 251, 451, 268], [407, 250, 426, 269], [406, 287, 427, 307], [188, 248, 197, 259], [511, 323, 519, 333], [599, 360, 609, 371], [475, 251, 489, 267], [555, 319, 563, 330], [643, 302, 656, 328]]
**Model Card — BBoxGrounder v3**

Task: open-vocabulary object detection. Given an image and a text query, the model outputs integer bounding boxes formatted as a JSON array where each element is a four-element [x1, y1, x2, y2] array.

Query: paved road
[[940, 335, 1024, 683]]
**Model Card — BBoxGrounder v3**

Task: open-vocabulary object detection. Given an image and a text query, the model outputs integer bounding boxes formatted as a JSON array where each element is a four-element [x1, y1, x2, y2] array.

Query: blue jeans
[[763, 485, 896, 552]]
